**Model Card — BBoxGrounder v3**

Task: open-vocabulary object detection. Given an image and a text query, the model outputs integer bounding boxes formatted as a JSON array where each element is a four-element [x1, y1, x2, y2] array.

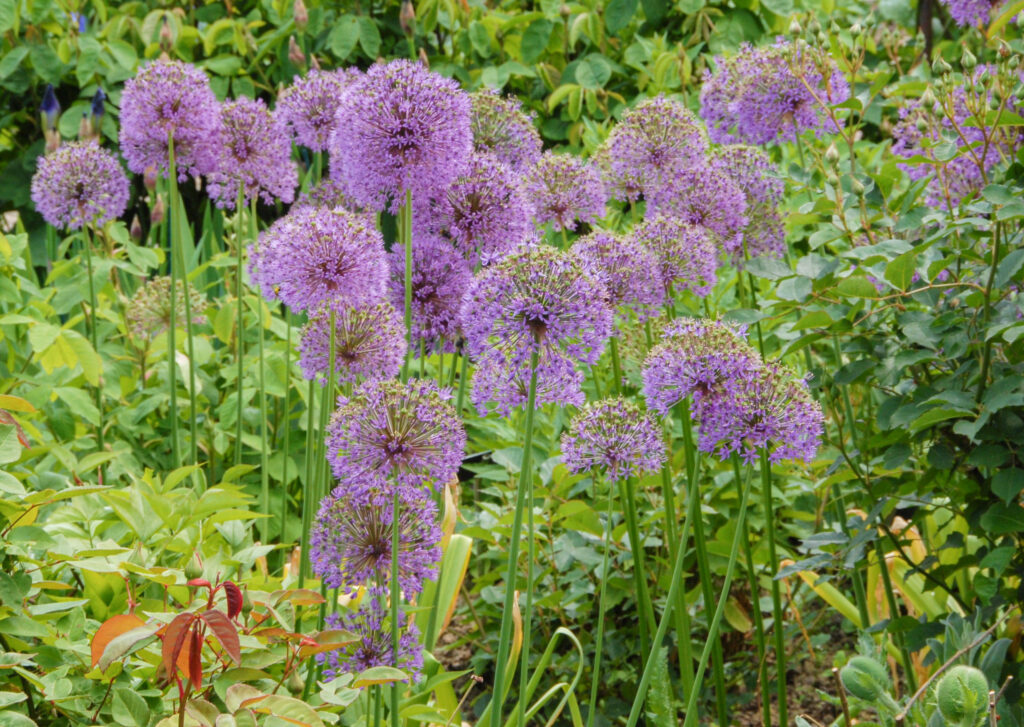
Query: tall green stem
[[401, 189, 413, 382], [490, 351, 539, 727], [390, 492, 401, 727], [167, 142, 180, 468], [299, 377, 317, 587], [235, 185, 246, 466], [760, 451, 788, 727], [608, 337, 623, 394], [81, 227, 105, 462], [281, 310, 292, 546], [251, 197, 270, 539], [618, 476, 655, 663], [585, 473, 615, 727]]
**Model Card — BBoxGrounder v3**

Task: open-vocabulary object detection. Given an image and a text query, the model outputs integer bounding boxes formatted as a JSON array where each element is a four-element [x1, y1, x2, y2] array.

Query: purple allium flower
[[277, 68, 362, 151], [309, 489, 440, 596], [329, 59, 472, 212], [31, 140, 129, 230], [293, 176, 369, 218], [207, 97, 298, 209], [388, 235, 474, 352], [699, 39, 850, 146], [320, 588, 423, 681], [646, 164, 748, 256], [420, 153, 533, 266], [711, 145, 786, 261], [634, 214, 720, 297], [461, 246, 613, 414], [470, 89, 543, 172], [940, 0, 1002, 26], [325, 379, 466, 506], [126, 276, 207, 341], [298, 302, 406, 385], [561, 397, 666, 482], [595, 96, 708, 203], [469, 347, 586, 416], [248, 207, 387, 313], [523, 151, 607, 232], [697, 360, 823, 464], [119, 59, 222, 179], [641, 318, 762, 416], [571, 230, 663, 320]]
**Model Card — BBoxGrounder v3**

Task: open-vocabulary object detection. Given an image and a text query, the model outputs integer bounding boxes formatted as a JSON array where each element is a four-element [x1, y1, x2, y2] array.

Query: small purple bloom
[[31, 140, 129, 230], [571, 229, 664, 320], [470, 89, 543, 172], [298, 302, 406, 386], [634, 214, 720, 297], [646, 164, 748, 256], [561, 397, 666, 482], [711, 145, 786, 262], [277, 68, 363, 152], [523, 151, 607, 232], [940, 0, 1002, 26], [293, 176, 369, 219], [320, 588, 424, 680]]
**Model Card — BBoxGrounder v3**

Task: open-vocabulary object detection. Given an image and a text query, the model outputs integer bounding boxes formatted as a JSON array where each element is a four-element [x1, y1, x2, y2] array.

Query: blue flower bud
[[40, 84, 60, 132]]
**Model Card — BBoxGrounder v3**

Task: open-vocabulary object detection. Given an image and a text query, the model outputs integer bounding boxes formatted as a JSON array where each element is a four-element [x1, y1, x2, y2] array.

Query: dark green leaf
[[605, 0, 637, 34]]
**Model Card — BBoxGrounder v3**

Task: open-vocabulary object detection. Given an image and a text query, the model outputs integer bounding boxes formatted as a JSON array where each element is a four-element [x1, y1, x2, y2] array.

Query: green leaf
[[994, 248, 1024, 289], [0, 46, 28, 82], [640, 0, 667, 24], [0, 0, 16, 34], [979, 502, 1024, 535], [353, 666, 409, 687], [993, 469, 1024, 505], [327, 15, 360, 61], [909, 408, 967, 433], [0, 424, 21, 465], [358, 17, 381, 58], [0, 615, 51, 638], [835, 276, 879, 298], [574, 54, 612, 90], [55, 386, 100, 427], [0, 712, 37, 727], [520, 19, 553, 64], [112, 687, 151, 727], [605, 0, 637, 34], [468, 21, 491, 56], [884, 249, 917, 291]]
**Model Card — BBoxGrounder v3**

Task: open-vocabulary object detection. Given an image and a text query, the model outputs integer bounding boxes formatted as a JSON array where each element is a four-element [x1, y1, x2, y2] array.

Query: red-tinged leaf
[[297, 629, 359, 659], [188, 578, 212, 589], [200, 609, 241, 664], [223, 582, 243, 619], [274, 588, 325, 607], [253, 627, 291, 639], [91, 613, 146, 667], [162, 612, 196, 680], [188, 629, 203, 689]]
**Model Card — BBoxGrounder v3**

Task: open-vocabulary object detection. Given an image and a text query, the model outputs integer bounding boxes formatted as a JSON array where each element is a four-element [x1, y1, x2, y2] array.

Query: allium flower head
[[646, 164, 747, 256], [561, 397, 666, 482], [642, 318, 761, 416], [571, 230, 663, 320], [310, 489, 440, 596], [119, 59, 222, 179], [469, 348, 586, 416], [126, 276, 207, 341], [634, 214, 720, 297], [940, 0, 1002, 26], [697, 360, 823, 463], [470, 90, 543, 171], [329, 59, 472, 212], [294, 176, 370, 219], [326, 379, 466, 506], [595, 96, 708, 203], [461, 246, 613, 414], [207, 97, 298, 209], [298, 302, 406, 385], [248, 207, 387, 313], [31, 140, 129, 230], [523, 152, 607, 232], [389, 235, 474, 352], [320, 588, 423, 680], [277, 68, 362, 151], [421, 153, 533, 265], [711, 145, 786, 261], [699, 39, 850, 146]]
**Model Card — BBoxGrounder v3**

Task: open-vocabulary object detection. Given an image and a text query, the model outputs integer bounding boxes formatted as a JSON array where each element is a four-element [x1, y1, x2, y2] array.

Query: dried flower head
[[571, 230, 664, 320], [634, 214, 720, 297], [469, 89, 543, 171], [561, 397, 666, 482], [31, 140, 129, 230], [298, 302, 406, 385], [127, 276, 207, 341], [277, 68, 362, 151], [523, 152, 607, 232], [119, 59, 222, 179]]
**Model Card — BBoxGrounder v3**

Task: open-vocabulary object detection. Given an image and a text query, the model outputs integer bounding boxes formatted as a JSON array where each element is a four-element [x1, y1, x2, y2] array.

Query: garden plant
[[0, 0, 1023, 725]]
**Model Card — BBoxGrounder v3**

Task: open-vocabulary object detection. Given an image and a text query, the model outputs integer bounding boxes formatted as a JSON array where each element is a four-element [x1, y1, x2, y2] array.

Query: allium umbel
[[329, 59, 472, 212], [298, 303, 406, 385], [207, 97, 298, 209], [126, 276, 207, 341], [325, 379, 466, 506], [31, 140, 129, 230], [561, 398, 666, 482], [320, 589, 423, 680], [571, 230, 664, 320], [119, 59, 222, 179], [248, 207, 387, 313], [646, 164, 748, 256], [634, 215, 720, 298], [523, 152, 607, 232], [711, 145, 786, 261], [277, 68, 362, 151], [469, 89, 543, 171]]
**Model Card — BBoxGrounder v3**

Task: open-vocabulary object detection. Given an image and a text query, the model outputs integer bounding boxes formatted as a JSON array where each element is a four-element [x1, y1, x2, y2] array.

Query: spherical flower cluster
[[325, 379, 466, 506], [320, 589, 423, 680], [571, 230, 663, 320], [711, 145, 786, 261], [469, 348, 588, 416], [642, 318, 761, 416], [126, 276, 207, 341], [309, 489, 440, 596], [699, 39, 850, 146], [646, 165, 748, 256], [523, 152, 607, 232], [595, 96, 708, 203], [388, 235, 474, 351], [461, 246, 613, 413], [31, 141, 129, 230], [634, 215, 720, 297], [277, 68, 362, 151], [940, 0, 1002, 26], [421, 153, 533, 265], [470, 89, 543, 171], [119, 59, 222, 179], [298, 303, 406, 385], [207, 97, 298, 209], [330, 59, 472, 212], [293, 176, 370, 219], [248, 207, 387, 313], [697, 360, 823, 463], [561, 398, 666, 482]]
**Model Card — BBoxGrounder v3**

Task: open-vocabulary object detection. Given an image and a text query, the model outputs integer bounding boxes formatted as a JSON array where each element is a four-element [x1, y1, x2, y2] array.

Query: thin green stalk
[[489, 351, 539, 727], [585, 473, 615, 727], [517, 436, 537, 727], [401, 189, 413, 382], [977, 222, 1002, 401], [455, 347, 469, 414], [608, 337, 623, 395], [618, 476, 655, 664], [625, 455, 699, 727], [235, 186, 246, 466], [281, 310, 292, 546], [760, 451, 788, 727], [81, 227, 105, 460], [390, 491, 401, 727], [875, 538, 918, 693], [299, 377, 317, 587], [252, 197, 270, 539], [167, 140, 180, 469], [682, 464, 754, 727]]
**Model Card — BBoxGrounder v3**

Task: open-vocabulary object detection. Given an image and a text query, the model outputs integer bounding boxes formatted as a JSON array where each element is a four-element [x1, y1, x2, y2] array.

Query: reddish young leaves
[[223, 581, 243, 619], [162, 612, 197, 682], [90, 613, 146, 667], [200, 609, 241, 664]]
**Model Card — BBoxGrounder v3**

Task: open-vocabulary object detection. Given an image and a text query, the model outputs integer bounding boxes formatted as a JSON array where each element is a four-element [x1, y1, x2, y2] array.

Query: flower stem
[[618, 475, 655, 665], [585, 472, 615, 727], [281, 309, 291, 546], [166, 139, 180, 469], [299, 376, 317, 587], [760, 450, 787, 727], [235, 185, 246, 467], [81, 227, 105, 465], [608, 337, 623, 394], [490, 350, 539, 727], [401, 189, 413, 383], [391, 491, 401, 727], [251, 196, 269, 539]]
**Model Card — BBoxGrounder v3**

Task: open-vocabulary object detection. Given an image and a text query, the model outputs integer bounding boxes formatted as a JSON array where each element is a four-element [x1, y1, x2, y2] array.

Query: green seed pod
[[184, 552, 204, 581], [936, 666, 989, 727], [840, 656, 890, 701]]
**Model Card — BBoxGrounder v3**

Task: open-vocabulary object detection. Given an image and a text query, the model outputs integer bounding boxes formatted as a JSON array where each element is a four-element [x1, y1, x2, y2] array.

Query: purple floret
[[470, 89, 543, 172], [711, 145, 786, 262], [31, 140, 129, 230], [561, 397, 666, 482], [298, 302, 406, 385], [634, 214, 720, 297], [523, 151, 607, 232], [646, 164, 748, 256], [277, 68, 362, 151], [571, 229, 664, 320]]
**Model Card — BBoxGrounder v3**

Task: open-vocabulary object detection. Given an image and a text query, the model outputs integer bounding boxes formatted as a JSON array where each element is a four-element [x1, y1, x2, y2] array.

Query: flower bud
[[45, 129, 60, 154], [130, 214, 143, 242], [151, 195, 166, 224], [184, 552, 204, 580], [40, 84, 60, 132], [400, 0, 415, 35], [921, 87, 938, 108], [159, 15, 174, 51], [293, 0, 308, 31], [418, 46, 429, 68], [850, 23, 862, 35], [90, 88, 105, 133], [961, 47, 977, 70], [789, 19, 803, 35], [287, 669, 304, 694], [78, 112, 93, 142], [936, 666, 989, 727], [851, 178, 865, 196], [933, 56, 952, 76], [825, 142, 840, 165], [143, 165, 158, 192], [808, 19, 821, 33], [288, 36, 305, 67], [840, 656, 889, 701], [559, 3, 571, 16]]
